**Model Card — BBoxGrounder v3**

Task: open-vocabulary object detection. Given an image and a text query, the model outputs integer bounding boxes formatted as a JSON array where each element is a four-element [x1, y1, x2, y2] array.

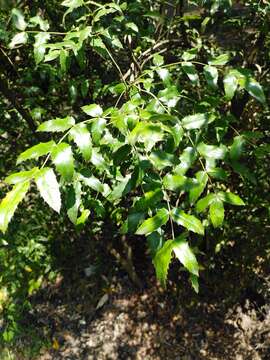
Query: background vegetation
[[0, 0, 269, 357]]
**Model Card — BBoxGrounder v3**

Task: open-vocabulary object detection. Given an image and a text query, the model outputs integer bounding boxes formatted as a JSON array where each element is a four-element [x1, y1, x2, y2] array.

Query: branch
[[0, 76, 37, 133]]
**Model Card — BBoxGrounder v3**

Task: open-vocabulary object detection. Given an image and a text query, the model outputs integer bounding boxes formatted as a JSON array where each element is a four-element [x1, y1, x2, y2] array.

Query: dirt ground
[[13, 267, 269, 360]]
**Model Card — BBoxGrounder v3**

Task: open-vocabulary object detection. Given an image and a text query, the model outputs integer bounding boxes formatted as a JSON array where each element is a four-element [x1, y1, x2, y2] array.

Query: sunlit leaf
[[224, 71, 238, 100], [182, 62, 199, 85], [51, 143, 74, 181], [209, 199, 224, 228], [81, 104, 103, 117], [135, 208, 169, 235], [204, 65, 218, 88], [0, 181, 30, 233], [37, 116, 75, 132], [218, 191, 245, 206], [5, 168, 39, 185], [9, 32, 28, 48], [35, 168, 61, 212], [173, 236, 199, 276], [70, 124, 92, 161], [182, 113, 211, 130], [209, 53, 230, 66], [17, 141, 55, 164]]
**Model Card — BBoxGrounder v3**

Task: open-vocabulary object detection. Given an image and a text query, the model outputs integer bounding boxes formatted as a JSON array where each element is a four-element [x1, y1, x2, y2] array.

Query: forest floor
[[7, 250, 270, 360]]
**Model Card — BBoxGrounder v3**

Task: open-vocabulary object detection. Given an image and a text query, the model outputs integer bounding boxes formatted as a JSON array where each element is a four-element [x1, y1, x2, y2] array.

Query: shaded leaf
[[172, 208, 204, 235]]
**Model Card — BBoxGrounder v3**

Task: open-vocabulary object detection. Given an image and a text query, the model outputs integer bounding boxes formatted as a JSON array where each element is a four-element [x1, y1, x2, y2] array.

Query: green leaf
[[153, 239, 174, 287], [153, 234, 199, 287], [9, 32, 28, 48], [218, 191, 245, 206], [230, 136, 245, 161], [182, 48, 198, 61], [76, 209, 90, 226], [189, 171, 208, 204], [60, 49, 68, 73], [156, 68, 171, 84], [163, 173, 190, 192], [171, 208, 204, 235], [34, 33, 50, 64], [128, 122, 163, 151], [51, 143, 74, 181], [35, 168, 61, 213], [190, 274, 199, 293], [107, 176, 131, 202], [112, 144, 132, 166], [209, 54, 230, 66], [149, 150, 178, 170], [197, 142, 227, 159], [81, 104, 103, 117], [242, 78, 266, 104], [153, 54, 164, 66], [70, 124, 92, 161], [134, 188, 164, 211], [207, 167, 228, 180], [147, 231, 164, 257], [195, 193, 216, 212], [17, 141, 55, 164], [182, 62, 199, 85], [175, 147, 197, 175], [37, 116, 75, 132], [125, 22, 139, 33], [182, 113, 210, 130], [204, 65, 218, 88], [5, 168, 38, 185], [79, 174, 104, 193], [44, 49, 60, 62], [209, 199, 224, 228], [135, 208, 169, 235], [172, 236, 199, 276], [223, 71, 238, 100], [170, 123, 184, 148], [158, 86, 179, 108], [0, 181, 30, 233], [29, 15, 49, 31], [12, 9, 27, 31], [66, 181, 81, 224], [91, 117, 106, 143]]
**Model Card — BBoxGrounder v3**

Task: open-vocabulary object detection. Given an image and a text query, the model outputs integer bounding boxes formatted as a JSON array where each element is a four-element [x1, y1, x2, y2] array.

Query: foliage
[[0, 0, 269, 343]]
